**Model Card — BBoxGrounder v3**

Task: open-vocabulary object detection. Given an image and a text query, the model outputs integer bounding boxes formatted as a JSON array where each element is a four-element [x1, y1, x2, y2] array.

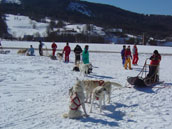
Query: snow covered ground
[[1, 41, 172, 129]]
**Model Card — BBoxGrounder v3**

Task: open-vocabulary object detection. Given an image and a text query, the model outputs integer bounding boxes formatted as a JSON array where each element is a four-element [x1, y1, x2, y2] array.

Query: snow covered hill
[[5, 14, 106, 39], [1, 42, 172, 129]]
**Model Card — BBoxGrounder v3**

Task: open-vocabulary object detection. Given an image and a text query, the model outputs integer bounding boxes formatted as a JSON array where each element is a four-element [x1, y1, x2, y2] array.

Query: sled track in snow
[[2, 47, 172, 56]]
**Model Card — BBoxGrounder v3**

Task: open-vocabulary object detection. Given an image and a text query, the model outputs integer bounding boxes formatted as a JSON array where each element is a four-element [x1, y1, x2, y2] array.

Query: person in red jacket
[[132, 44, 139, 65], [124, 46, 132, 70], [51, 41, 57, 56], [146, 50, 161, 82], [62, 42, 71, 63]]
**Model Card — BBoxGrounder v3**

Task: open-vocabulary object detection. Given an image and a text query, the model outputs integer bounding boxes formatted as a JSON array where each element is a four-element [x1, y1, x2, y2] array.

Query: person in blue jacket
[[27, 45, 35, 56], [121, 45, 126, 66], [82, 45, 89, 64]]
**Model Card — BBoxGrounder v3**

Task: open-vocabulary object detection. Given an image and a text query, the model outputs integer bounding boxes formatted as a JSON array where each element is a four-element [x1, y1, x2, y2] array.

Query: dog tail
[[63, 113, 68, 118], [110, 82, 123, 87]]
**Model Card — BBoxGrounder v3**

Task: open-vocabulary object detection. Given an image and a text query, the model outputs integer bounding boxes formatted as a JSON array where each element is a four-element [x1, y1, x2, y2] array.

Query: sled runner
[[127, 58, 163, 88], [0, 50, 10, 54]]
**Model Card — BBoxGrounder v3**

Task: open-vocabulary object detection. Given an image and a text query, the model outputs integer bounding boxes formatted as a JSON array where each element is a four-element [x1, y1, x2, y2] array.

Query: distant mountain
[[1, 0, 172, 39]]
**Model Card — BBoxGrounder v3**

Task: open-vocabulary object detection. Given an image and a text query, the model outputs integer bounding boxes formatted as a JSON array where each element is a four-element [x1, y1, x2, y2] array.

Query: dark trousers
[[146, 65, 159, 82], [39, 49, 43, 56], [75, 54, 80, 64]]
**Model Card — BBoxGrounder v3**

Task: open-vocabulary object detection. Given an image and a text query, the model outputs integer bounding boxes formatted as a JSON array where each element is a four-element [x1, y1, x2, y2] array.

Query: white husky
[[63, 79, 88, 119], [90, 86, 106, 113], [79, 62, 92, 76], [83, 80, 122, 103]]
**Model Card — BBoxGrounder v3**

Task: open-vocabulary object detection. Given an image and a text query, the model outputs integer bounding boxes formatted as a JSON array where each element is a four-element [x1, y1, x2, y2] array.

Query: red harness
[[93, 80, 105, 86], [99, 80, 105, 86], [70, 93, 81, 110]]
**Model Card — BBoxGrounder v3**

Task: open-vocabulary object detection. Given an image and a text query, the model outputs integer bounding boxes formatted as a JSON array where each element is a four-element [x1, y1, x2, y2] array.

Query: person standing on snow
[[124, 46, 132, 70], [62, 42, 71, 63], [121, 45, 126, 66], [74, 44, 82, 65], [51, 41, 57, 56], [38, 40, 44, 56], [132, 44, 139, 65], [82, 45, 89, 64]]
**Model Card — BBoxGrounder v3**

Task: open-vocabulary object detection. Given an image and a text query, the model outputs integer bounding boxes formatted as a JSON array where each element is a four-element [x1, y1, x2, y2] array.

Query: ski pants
[[132, 55, 138, 65], [122, 57, 125, 66], [75, 54, 81, 64], [125, 58, 131, 69], [65, 54, 69, 62], [52, 49, 56, 56]]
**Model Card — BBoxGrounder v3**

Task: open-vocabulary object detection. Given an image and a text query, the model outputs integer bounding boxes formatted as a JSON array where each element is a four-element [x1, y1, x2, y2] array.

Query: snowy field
[[1, 41, 172, 129]]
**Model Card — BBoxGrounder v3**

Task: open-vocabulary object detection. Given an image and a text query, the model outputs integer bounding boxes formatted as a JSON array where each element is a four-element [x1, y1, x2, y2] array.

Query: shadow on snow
[[87, 74, 115, 80], [80, 103, 138, 127]]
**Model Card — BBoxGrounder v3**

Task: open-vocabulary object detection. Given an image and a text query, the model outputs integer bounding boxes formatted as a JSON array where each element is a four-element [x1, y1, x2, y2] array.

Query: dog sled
[[0, 50, 10, 54], [127, 59, 163, 88]]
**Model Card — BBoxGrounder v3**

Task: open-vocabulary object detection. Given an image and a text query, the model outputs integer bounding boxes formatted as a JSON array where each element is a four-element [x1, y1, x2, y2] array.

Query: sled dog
[[79, 63, 92, 76], [83, 80, 122, 103], [63, 79, 88, 119], [90, 86, 106, 113], [17, 48, 28, 55], [57, 53, 63, 61]]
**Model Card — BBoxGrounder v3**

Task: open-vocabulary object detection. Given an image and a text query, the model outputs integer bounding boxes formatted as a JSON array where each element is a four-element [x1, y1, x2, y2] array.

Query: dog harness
[[70, 93, 81, 110], [99, 80, 105, 86], [93, 80, 105, 86]]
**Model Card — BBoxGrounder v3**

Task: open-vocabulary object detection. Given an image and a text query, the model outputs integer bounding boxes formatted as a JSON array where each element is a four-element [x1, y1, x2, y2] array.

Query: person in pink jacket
[[62, 42, 71, 63]]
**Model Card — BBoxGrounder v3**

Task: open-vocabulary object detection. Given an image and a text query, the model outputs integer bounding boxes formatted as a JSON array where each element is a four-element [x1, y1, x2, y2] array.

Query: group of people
[[121, 44, 139, 70], [27, 41, 90, 65], [51, 41, 90, 64], [121, 44, 161, 83]]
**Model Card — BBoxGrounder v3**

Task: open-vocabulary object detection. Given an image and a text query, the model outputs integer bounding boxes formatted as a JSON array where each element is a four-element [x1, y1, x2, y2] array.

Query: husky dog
[[90, 86, 106, 113], [17, 48, 28, 55], [83, 80, 122, 103], [79, 63, 93, 76], [63, 79, 88, 119], [73, 61, 81, 72], [57, 53, 63, 61]]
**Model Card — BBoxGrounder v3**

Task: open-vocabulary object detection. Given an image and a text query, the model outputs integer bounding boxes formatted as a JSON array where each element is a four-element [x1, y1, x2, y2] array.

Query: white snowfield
[[1, 41, 172, 129]]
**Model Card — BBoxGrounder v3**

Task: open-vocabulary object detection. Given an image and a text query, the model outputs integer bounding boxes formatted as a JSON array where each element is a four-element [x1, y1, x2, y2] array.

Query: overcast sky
[[83, 0, 172, 15]]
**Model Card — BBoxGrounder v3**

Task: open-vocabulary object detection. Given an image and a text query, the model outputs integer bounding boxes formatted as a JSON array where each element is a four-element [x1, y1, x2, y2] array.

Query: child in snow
[[27, 45, 35, 56], [124, 46, 132, 70], [121, 45, 126, 66], [132, 44, 139, 65], [62, 42, 71, 63], [51, 41, 57, 56]]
